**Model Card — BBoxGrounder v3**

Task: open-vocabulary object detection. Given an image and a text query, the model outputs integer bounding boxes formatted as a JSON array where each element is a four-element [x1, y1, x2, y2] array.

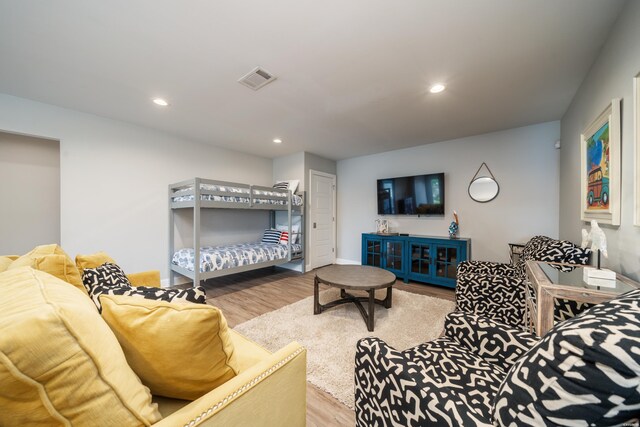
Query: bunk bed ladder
[[193, 177, 202, 288]]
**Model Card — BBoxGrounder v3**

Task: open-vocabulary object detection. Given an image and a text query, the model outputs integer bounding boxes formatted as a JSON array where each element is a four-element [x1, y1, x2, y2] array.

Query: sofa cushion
[[100, 294, 239, 400], [0, 267, 161, 426], [75, 251, 117, 273], [493, 289, 640, 426], [404, 337, 506, 422], [0, 256, 15, 272], [8, 244, 84, 293], [82, 262, 206, 311]]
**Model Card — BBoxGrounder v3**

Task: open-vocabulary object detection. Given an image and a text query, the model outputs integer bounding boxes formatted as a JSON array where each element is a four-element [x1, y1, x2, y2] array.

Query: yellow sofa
[[0, 248, 307, 427]]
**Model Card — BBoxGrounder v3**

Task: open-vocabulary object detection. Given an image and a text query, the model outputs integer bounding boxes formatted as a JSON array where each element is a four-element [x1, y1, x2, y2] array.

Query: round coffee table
[[314, 265, 396, 331]]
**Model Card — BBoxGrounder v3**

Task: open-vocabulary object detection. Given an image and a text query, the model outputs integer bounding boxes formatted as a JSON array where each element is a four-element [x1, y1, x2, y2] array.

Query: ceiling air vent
[[238, 66, 277, 90]]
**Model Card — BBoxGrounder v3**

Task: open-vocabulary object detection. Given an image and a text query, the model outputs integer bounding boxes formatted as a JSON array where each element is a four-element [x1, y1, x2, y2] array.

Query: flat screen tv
[[377, 173, 445, 215]]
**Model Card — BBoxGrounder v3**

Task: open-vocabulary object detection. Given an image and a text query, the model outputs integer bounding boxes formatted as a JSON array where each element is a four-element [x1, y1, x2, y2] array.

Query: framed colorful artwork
[[580, 98, 621, 225], [635, 75, 640, 226]]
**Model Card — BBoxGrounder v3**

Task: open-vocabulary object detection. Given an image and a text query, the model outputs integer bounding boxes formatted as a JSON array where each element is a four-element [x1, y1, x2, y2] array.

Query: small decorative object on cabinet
[[448, 210, 459, 238], [375, 218, 389, 234], [362, 233, 470, 288]]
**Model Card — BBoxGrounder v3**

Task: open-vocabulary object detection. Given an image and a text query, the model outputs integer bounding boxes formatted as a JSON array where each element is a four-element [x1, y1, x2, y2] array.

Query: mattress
[[171, 184, 302, 206], [172, 242, 303, 273]]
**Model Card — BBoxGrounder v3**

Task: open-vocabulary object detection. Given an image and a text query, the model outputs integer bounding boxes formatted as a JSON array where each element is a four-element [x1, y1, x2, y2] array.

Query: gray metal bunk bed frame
[[168, 177, 305, 287]]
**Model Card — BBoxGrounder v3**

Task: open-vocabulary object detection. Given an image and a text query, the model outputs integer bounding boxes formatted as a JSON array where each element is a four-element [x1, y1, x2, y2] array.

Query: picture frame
[[580, 98, 621, 225], [635, 74, 640, 226]]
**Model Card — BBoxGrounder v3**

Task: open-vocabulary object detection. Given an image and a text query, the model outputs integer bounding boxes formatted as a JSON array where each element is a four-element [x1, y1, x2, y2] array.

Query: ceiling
[[0, 0, 626, 161]]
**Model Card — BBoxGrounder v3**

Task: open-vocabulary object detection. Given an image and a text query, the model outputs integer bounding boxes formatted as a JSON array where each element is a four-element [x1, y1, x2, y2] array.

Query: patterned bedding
[[172, 242, 303, 273], [172, 183, 302, 206]]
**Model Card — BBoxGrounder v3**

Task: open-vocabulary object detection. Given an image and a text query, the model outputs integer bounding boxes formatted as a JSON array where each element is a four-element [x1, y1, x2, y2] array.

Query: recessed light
[[153, 98, 169, 106], [273, 138, 282, 144], [429, 83, 446, 94]]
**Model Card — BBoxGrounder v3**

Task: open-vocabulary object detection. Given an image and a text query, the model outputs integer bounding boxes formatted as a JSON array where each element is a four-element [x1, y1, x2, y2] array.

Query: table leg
[[314, 275, 322, 315], [384, 286, 393, 308], [367, 289, 375, 331]]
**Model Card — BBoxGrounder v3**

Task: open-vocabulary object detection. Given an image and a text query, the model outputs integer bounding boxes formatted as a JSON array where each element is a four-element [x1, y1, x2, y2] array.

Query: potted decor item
[[448, 211, 459, 239]]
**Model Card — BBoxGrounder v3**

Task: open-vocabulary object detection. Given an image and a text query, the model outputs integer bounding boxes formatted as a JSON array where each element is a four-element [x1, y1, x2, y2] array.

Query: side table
[[525, 260, 639, 336]]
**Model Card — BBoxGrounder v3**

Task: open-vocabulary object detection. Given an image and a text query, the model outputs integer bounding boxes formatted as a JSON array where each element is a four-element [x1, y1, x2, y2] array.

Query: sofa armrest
[[153, 342, 306, 427], [457, 260, 519, 277], [455, 272, 528, 329], [127, 270, 161, 288], [444, 312, 538, 372]]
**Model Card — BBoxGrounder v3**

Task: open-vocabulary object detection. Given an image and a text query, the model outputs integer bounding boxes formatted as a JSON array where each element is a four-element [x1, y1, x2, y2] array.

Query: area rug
[[233, 288, 455, 409]]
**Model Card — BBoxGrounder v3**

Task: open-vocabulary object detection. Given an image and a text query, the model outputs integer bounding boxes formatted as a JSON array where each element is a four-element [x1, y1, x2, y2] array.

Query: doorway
[[308, 170, 336, 270]]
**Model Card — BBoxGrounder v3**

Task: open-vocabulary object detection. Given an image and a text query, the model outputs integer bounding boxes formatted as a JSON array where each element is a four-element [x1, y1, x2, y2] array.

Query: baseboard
[[335, 258, 360, 265]]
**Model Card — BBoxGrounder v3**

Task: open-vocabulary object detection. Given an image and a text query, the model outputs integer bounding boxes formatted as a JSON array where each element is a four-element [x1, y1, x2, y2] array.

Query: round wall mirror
[[468, 176, 499, 203]]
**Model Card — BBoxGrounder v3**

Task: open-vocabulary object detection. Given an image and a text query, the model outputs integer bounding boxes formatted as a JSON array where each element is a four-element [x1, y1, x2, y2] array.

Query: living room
[[1, 1, 640, 426]]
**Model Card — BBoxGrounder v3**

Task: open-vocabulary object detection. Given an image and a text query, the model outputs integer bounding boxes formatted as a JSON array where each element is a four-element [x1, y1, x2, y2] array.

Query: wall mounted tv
[[377, 173, 445, 215]]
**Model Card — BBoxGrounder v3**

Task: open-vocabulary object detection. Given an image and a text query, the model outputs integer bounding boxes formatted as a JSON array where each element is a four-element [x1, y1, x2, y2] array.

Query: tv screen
[[377, 173, 445, 215]]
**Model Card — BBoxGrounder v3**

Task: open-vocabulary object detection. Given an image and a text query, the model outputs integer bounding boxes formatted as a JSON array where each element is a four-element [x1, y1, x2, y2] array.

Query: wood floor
[[200, 267, 455, 427]]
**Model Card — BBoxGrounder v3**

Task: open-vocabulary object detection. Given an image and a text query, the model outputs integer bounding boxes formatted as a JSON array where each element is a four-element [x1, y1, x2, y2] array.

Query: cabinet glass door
[[410, 243, 430, 276], [385, 241, 403, 271], [366, 239, 382, 267], [435, 246, 458, 279]]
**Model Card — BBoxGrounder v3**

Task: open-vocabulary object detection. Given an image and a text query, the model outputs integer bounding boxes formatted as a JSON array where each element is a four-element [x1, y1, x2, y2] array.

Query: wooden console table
[[525, 261, 639, 336]]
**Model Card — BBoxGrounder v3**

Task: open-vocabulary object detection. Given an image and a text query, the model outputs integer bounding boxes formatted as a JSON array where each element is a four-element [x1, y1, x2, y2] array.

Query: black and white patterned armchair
[[456, 235, 591, 330], [354, 289, 640, 426]]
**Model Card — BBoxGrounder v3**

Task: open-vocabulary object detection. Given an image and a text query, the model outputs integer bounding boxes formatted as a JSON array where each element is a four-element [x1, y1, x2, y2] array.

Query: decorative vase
[[448, 221, 458, 239]]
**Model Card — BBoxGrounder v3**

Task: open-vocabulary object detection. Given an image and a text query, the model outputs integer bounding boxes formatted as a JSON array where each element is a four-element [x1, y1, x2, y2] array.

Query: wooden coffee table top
[[315, 265, 396, 290]]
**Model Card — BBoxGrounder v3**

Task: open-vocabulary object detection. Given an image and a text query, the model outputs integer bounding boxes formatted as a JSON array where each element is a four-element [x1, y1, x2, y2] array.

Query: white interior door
[[309, 170, 336, 269]]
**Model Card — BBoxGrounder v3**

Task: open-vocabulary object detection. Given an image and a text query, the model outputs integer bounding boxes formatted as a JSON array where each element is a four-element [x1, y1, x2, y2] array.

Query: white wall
[[337, 122, 561, 264], [0, 131, 60, 254], [272, 151, 337, 271], [0, 93, 273, 277], [559, 0, 640, 281]]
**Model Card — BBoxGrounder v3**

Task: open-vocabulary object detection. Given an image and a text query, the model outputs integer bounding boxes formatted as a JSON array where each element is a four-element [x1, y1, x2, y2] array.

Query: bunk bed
[[168, 178, 304, 287]]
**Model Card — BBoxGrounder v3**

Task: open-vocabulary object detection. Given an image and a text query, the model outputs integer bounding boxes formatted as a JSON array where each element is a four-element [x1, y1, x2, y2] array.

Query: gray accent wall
[[0, 131, 60, 254], [0, 93, 273, 277], [336, 122, 561, 264], [560, 0, 640, 281]]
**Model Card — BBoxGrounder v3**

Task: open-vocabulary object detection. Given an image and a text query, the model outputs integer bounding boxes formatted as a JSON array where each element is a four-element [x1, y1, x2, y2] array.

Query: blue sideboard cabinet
[[362, 233, 471, 288]]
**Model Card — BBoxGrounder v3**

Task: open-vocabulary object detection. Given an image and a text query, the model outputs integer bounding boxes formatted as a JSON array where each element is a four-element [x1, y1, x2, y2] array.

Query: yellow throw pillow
[[0, 256, 16, 273], [75, 251, 117, 273], [0, 267, 162, 426], [8, 244, 84, 293], [100, 294, 240, 400]]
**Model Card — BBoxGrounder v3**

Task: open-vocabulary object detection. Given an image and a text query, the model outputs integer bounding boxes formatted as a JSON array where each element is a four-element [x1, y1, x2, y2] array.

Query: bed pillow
[[277, 224, 300, 244], [100, 294, 239, 400], [273, 179, 299, 194], [8, 244, 84, 293], [0, 267, 162, 426], [82, 263, 206, 311], [279, 231, 289, 244], [261, 229, 283, 244], [273, 181, 289, 190]]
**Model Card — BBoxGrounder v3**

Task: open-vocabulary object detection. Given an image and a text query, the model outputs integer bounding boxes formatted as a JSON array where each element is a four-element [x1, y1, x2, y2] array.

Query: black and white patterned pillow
[[493, 289, 640, 426], [261, 229, 282, 244], [82, 263, 206, 311]]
